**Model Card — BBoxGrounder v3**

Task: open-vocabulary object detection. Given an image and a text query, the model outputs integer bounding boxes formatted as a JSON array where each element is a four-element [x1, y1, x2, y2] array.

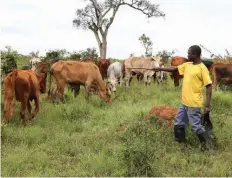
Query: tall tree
[[139, 33, 153, 57], [73, 0, 165, 59]]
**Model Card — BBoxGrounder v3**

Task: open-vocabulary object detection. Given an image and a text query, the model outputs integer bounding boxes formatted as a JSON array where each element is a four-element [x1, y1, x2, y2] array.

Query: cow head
[[36, 72, 47, 93], [98, 84, 112, 104], [107, 80, 117, 93]]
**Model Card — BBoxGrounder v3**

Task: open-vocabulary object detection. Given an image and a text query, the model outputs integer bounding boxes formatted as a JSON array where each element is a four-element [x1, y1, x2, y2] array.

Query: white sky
[[0, 0, 232, 59]]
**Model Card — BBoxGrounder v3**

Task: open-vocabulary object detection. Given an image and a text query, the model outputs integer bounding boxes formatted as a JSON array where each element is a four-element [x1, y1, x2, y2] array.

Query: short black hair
[[189, 45, 201, 57]]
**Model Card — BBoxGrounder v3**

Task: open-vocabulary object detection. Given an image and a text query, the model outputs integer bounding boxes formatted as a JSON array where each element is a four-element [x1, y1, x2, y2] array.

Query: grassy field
[[1, 74, 232, 176]]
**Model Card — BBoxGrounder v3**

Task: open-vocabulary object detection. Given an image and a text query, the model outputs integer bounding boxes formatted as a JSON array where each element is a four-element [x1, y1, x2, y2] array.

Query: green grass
[[1, 78, 232, 177]]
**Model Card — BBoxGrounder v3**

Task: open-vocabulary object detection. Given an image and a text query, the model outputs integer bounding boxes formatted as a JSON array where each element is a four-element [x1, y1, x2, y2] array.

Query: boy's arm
[[154, 66, 178, 72], [204, 84, 212, 113]]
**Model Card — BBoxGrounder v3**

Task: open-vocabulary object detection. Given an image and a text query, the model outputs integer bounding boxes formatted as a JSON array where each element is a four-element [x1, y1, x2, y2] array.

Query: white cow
[[153, 61, 165, 84], [29, 57, 42, 71], [107, 62, 123, 92], [124, 56, 163, 87]]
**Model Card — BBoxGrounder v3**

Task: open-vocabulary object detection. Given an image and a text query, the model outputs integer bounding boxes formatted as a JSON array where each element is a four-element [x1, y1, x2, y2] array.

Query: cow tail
[[10, 70, 17, 97], [9, 70, 17, 108]]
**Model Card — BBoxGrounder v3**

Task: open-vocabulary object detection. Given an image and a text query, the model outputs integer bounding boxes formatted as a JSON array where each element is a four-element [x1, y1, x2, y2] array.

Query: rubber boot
[[197, 131, 212, 151], [174, 125, 186, 142]]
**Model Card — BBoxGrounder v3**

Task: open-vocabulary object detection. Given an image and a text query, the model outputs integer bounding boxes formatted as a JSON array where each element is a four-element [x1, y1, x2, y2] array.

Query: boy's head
[[188, 45, 201, 61]]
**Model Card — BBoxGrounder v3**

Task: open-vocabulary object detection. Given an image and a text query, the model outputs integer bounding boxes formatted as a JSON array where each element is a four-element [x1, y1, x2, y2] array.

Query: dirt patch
[[145, 106, 178, 128]]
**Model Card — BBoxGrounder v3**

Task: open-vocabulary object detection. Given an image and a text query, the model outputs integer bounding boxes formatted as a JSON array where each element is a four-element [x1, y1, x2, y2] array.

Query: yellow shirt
[[178, 62, 212, 107]]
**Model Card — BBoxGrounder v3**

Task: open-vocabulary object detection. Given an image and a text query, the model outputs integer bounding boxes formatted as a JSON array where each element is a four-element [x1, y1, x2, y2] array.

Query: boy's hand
[[204, 106, 211, 114]]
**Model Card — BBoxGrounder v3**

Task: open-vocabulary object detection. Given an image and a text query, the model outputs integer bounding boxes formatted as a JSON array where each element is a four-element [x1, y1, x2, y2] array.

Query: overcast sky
[[0, 0, 232, 59]]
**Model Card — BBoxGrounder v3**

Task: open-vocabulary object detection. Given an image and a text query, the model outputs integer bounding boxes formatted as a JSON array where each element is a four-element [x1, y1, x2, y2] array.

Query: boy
[[154, 45, 212, 148]]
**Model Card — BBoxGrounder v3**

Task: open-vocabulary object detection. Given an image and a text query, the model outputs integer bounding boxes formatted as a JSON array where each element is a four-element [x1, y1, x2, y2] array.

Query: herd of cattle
[[2, 56, 232, 126]]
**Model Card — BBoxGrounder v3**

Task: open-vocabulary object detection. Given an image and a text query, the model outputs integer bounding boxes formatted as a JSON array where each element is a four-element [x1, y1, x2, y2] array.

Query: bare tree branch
[[105, 0, 122, 35], [200, 44, 223, 59], [121, 0, 165, 18]]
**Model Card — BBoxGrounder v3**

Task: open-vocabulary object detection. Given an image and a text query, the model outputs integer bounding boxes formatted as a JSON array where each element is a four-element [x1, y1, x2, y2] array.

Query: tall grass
[[1, 78, 232, 177]]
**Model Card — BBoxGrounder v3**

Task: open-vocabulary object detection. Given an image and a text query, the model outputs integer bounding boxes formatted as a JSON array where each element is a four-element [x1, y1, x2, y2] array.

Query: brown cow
[[171, 56, 214, 87], [70, 59, 98, 97], [211, 63, 232, 89], [3, 70, 46, 126], [170, 56, 188, 87], [98, 58, 111, 79], [35, 59, 97, 98], [49, 60, 112, 103]]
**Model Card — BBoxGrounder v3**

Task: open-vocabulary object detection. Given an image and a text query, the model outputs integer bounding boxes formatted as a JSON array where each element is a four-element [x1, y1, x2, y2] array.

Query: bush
[[1, 46, 18, 74]]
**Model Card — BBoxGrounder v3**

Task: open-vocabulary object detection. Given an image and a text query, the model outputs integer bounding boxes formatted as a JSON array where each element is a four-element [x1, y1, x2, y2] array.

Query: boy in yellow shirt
[[154, 45, 212, 148]]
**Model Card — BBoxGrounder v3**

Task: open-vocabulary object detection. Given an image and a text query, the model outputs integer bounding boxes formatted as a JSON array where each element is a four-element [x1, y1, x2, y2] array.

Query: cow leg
[[56, 79, 66, 102], [85, 78, 94, 100], [125, 71, 131, 87], [73, 84, 80, 97], [156, 73, 160, 86], [3, 97, 14, 122], [212, 77, 219, 89], [129, 76, 133, 85], [50, 81, 58, 103], [119, 75, 123, 87], [144, 73, 148, 86], [157, 71, 163, 85], [11, 98, 16, 116], [136, 75, 140, 82], [20, 98, 29, 126], [27, 101, 32, 119], [153, 73, 156, 83], [174, 72, 180, 87], [140, 75, 144, 81], [147, 75, 152, 86], [85, 84, 91, 100], [31, 96, 39, 119], [125, 76, 129, 87]]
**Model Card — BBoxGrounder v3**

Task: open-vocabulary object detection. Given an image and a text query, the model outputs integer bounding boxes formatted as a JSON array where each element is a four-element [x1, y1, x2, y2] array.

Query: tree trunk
[[99, 35, 107, 59]]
